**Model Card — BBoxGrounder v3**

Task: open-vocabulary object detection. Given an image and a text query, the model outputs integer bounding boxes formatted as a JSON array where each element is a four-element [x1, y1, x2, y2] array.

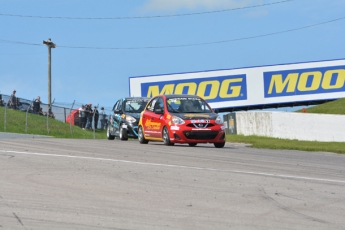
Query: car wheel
[[138, 126, 149, 144], [107, 126, 115, 140], [119, 125, 128, 141], [188, 143, 197, 147], [214, 142, 225, 148], [163, 127, 174, 146]]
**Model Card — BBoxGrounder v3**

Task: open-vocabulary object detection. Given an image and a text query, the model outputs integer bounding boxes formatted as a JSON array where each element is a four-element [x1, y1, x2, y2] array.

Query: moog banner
[[129, 59, 345, 110]]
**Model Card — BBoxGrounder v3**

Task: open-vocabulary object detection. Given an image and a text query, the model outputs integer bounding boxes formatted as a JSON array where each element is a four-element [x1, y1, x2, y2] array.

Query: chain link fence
[[0, 93, 113, 136]]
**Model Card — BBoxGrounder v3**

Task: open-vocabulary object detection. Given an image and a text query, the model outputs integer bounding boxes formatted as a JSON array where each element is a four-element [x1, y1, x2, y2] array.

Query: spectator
[[0, 94, 5, 107], [8, 90, 17, 109], [0, 95, 4, 107], [85, 103, 93, 130], [16, 98, 24, 110], [93, 106, 99, 129], [39, 108, 45, 116], [32, 96, 41, 114], [99, 107, 107, 129], [78, 105, 86, 129], [48, 109, 55, 119]]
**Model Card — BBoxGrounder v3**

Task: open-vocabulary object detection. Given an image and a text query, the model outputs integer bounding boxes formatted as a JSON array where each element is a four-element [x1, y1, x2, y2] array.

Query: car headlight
[[171, 116, 185, 125], [215, 115, 223, 124], [126, 115, 136, 123]]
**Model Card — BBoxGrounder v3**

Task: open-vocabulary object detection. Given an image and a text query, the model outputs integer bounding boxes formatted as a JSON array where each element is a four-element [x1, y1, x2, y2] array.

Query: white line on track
[[1, 149, 345, 184]]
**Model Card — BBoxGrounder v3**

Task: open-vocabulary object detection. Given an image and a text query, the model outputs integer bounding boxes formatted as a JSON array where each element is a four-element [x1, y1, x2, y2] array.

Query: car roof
[[123, 97, 150, 101], [163, 94, 201, 99]]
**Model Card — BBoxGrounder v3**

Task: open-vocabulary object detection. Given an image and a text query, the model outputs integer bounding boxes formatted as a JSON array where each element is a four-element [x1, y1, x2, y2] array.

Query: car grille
[[186, 123, 215, 128], [183, 131, 219, 140]]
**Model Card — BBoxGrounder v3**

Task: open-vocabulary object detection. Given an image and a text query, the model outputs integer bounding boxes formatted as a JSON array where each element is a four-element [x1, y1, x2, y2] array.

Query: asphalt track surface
[[0, 135, 344, 230]]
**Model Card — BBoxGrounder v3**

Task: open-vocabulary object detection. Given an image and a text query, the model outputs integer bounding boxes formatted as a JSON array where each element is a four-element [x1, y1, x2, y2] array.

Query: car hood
[[170, 112, 219, 120], [126, 112, 141, 120]]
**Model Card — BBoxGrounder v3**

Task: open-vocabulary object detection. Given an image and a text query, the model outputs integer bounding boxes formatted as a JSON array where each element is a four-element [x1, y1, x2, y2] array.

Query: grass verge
[[226, 134, 345, 154], [0, 107, 106, 139]]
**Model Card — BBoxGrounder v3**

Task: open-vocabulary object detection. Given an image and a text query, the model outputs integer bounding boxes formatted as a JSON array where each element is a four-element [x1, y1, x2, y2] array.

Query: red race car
[[138, 94, 226, 148]]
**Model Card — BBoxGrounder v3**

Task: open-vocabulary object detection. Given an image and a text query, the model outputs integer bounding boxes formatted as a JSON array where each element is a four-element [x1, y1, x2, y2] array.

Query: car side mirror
[[154, 108, 164, 114], [214, 109, 219, 114]]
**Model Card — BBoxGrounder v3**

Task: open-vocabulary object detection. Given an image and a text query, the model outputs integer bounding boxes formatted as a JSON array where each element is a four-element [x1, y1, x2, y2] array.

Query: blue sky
[[1, 0, 344, 112]]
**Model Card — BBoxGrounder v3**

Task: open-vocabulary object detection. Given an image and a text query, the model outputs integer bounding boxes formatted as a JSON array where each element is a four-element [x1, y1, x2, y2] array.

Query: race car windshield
[[167, 97, 212, 113], [125, 100, 148, 113]]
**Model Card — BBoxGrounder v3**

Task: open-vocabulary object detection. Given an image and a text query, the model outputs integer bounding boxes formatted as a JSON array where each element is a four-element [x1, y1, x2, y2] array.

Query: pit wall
[[225, 112, 345, 142]]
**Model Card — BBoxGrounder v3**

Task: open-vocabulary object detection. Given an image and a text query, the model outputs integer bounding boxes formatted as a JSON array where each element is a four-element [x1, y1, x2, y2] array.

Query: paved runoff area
[[0, 136, 344, 229]]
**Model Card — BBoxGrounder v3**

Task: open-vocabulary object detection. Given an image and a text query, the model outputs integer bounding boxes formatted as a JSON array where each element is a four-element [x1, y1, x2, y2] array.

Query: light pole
[[43, 38, 56, 109]]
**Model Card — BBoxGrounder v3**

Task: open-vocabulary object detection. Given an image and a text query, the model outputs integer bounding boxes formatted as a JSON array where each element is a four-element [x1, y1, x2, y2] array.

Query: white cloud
[[139, 0, 262, 12]]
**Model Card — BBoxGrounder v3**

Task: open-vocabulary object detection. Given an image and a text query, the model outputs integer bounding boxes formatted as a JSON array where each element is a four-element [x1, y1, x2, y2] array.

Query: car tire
[[107, 126, 115, 140], [138, 126, 149, 144], [214, 142, 225, 148], [119, 125, 128, 141], [188, 143, 197, 147], [163, 127, 174, 146]]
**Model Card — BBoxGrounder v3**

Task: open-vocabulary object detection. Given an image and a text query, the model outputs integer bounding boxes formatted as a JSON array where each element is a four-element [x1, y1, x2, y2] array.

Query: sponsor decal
[[141, 75, 247, 102], [191, 128, 211, 130], [191, 119, 210, 123], [144, 120, 161, 130], [170, 126, 180, 130], [184, 114, 211, 118], [264, 66, 345, 97]]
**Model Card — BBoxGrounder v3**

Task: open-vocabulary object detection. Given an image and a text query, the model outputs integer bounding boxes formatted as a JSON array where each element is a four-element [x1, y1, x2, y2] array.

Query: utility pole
[[43, 38, 56, 109]]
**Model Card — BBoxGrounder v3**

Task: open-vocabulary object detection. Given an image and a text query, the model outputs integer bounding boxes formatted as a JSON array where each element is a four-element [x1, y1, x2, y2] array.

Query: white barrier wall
[[235, 112, 345, 142]]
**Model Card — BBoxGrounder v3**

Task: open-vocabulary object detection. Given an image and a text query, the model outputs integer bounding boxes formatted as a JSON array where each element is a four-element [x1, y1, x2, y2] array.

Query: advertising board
[[129, 59, 345, 112]]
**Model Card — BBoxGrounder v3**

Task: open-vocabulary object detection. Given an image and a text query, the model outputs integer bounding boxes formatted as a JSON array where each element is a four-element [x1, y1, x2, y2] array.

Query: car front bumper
[[169, 125, 225, 143], [125, 122, 139, 138]]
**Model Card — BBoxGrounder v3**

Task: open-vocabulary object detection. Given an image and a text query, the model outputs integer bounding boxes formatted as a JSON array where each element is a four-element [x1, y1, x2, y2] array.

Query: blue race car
[[107, 97, 150, 141]]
